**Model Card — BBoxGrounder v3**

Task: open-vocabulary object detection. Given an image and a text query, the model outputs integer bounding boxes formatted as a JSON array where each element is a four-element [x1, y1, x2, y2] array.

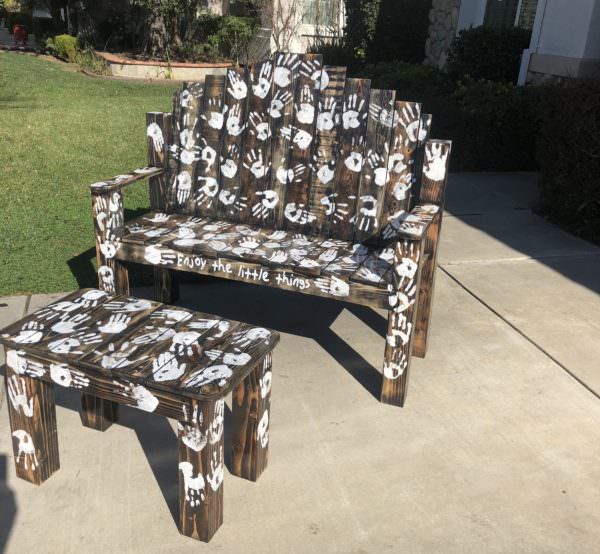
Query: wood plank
[[267, 52, 302, 228], [281, 53, 323, 233], [379, 101, 422, 230], [89, 167, 164, 195], [349, 247, 393, 287], [353, 89, 396, 243], [326, 78, 371, 241], [217, 67, 249, 221], [240, 57, 275, 226], [381, 239, 424, 406], [170, 82, 205, 214], [178, 399, 224, 542], [306, 66, 346, 236], [231, 353, 271, 481], [195, 75, 226, 218], [116, 241, 388, 309], [4, 349, 192, 420], [5, 355, 59, 485]]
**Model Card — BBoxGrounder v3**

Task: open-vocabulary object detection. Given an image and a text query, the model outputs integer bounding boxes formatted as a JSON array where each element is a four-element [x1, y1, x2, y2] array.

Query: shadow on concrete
[[0, 454, 17, 552]]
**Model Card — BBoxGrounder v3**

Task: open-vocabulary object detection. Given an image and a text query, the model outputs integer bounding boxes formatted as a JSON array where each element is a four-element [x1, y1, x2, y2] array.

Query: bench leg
[[231, 353, 271, 481], [380, 239, 423, 407], [412, 213, 442, 358], [178, 399, 224, 542], [154, 268, 179, 303], [79, 394, 119, 431], [5, 358, 59, 485]]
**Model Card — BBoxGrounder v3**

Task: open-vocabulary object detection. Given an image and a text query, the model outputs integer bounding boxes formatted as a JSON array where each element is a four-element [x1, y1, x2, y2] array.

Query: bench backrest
[[152, 52, 438, 243]]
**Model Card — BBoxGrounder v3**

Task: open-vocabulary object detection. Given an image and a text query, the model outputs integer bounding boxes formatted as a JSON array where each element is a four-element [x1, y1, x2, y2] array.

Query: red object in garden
[[13, 24, 28, 46]]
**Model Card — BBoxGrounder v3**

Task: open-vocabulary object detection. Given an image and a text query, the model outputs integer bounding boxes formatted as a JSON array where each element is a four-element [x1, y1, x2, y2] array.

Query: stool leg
[[79, 394, 119, 431], [178, 399, 224, 542], [231, 353, 271, 481], [5, 353, 59, 485]]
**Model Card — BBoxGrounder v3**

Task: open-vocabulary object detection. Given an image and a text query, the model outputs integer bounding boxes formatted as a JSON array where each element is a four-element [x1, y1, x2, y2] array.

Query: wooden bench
[[1, 288, 279, 542], [89, 52, 451, 407]]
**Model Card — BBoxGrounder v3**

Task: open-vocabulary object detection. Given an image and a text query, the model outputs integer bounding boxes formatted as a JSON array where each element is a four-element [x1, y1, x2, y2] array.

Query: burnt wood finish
[[178, 399, 224, 542], [281, 53, 323, 233], [79, 393, 119, 431], [380, 239, 424, 406], [218, 67, 249, 221], [306, 65, 346, 236], [85, 54, 453, 407], [231, 353, 271, 481], [147, 111, 178, 304], [412, 140, 451, 358], [1, 290, 280, 543], [5, 353, 59, 485], [353, 88, 396, 243], [326, 78, 371, 241], [269, 52, 303, 227]]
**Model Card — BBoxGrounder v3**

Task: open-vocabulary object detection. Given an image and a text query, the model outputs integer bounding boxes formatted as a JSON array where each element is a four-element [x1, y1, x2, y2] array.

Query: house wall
[[456, 0, 486, 29], [519, 0, 600, 83]]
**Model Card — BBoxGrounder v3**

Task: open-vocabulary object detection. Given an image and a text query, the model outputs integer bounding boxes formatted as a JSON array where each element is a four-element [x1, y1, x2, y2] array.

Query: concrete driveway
[[1, 173, 599, 553]]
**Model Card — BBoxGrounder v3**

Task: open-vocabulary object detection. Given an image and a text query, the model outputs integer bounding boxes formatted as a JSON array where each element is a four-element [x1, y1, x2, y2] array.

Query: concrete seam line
[[438, 265, 600, 402], [23, 294, 31, 318]]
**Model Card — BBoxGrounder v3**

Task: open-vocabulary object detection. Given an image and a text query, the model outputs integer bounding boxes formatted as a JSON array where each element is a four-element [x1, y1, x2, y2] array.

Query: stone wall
[[424, 0, 461, 68]]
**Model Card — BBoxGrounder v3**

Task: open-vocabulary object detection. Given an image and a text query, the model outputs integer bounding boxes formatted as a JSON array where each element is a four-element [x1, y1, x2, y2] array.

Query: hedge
[[537, 79, 600, 245]]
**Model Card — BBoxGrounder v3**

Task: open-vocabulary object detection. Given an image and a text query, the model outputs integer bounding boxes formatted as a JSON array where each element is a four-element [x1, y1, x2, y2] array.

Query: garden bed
[[97, 52, 232, 80]]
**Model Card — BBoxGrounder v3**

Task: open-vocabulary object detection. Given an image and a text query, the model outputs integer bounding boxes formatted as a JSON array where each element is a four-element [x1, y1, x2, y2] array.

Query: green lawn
[[0, 52, 176, 295]]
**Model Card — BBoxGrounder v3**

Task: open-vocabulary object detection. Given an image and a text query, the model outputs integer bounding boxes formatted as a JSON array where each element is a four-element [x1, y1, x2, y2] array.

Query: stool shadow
[[53, 386, 235, 529], [0, 454, 17, 552]]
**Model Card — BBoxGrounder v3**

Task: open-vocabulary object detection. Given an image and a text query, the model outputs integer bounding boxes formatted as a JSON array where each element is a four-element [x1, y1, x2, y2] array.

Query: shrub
[[447, 26, 531, 83], [360, 61, 540, 171], [309, 39, 355, 68], [32, 17, 56, 43], [537, 79, 600, 244], [76, 45, 111, 75], [52, 34, 78, 62], [344, 0, 380, 60], [217, 15, 256, 65]]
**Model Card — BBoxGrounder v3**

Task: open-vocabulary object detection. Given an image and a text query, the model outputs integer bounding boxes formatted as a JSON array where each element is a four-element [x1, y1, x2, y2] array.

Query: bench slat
[[195, 75, 226, 218], [268, 52, 303, 228], [240, 57, 275, 226], [353, 88, 396, 243], [306, 65, 347, 237], [326, 78, 371, 241], [170, 83, 204, 214], [281, 53, 323, 233], [217, 67, 249, 221]]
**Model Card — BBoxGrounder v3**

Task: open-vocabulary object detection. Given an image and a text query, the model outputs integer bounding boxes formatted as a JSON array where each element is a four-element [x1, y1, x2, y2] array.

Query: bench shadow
[[0, 454, 17, 552]]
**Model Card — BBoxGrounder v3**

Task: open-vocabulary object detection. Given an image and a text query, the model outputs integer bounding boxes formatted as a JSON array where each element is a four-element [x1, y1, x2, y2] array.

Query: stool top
[[0, 289, 279, 400]]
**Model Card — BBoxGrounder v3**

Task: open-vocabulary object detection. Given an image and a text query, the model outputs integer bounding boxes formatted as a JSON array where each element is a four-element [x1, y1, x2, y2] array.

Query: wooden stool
[[1, 289, 279, 542]]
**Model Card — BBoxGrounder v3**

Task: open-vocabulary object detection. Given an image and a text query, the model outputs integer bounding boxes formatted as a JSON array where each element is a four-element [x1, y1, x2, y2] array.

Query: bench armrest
[[89, 166, 164, 194], [382, 203, 441, 242]]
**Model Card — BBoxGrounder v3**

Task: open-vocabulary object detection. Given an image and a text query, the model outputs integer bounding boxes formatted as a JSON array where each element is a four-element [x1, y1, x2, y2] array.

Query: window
[[302, 0, 339, 27], [516, 0, 539, 29], [484, 0, 520, 29]]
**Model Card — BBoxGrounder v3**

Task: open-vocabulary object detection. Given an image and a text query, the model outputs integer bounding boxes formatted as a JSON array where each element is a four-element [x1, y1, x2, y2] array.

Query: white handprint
[[369, 101, 395, 127], [176, 171, 192, 204], [387, 312, 412, 348], [284, 203, 316, 224], [220, 144, 239, 178], [206, 446, 224, 491], [152, 351, 186, 382], [354, 195, 378, 232], [343, 93, 367, 129], [226, 104, 245, 136], [170, 331, 202, 356], [399, 103, 421, 144], [219, 189, 248, 213], [316, 160, 336, 184], [345, 151, 364, 173], [50, 364, 90, 388], [320, 193, 350, 222], [269, 90, 293, 118], [51, 313, 91, 334], [179, 462, 205, 506], [244, 150, 270, 179], [98, 265, 115, 292], [7, 375, 34, 417], [424, 143, 448, 181], [317, 97, 338, 131], [209, 399, 225, 444], [147, 122, 164, 152], [367, 151, 388, 186], [274, 53, 300, 87], [132, 326, 175, 345], [144, 245, 177, 265], [178, 404, 208, 452], [256, 410, 269, 448], [249, 111, 271, 141], [113, 380, 159, 412], [252, 189, 279, 219], [227, 71, 248, 99], [252, 61, 273, 98], [13, 321, 44, 344], [184, 364, 233, 389], [151, 308, 192, 324], [260, 370, 272, 399], [300, 57, 323, 89], [383, 353, 408, 380], [200, 139, 217, 172], [267, 250, 288, 263], [98, 314, 132, 334], [6, 350, 45, 378], [12, 430, 38, 470], [315, 276, 350, 297], [201, 97, 228, 130], [295, 85, 315, 124], [195, 177, 219, 206]]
